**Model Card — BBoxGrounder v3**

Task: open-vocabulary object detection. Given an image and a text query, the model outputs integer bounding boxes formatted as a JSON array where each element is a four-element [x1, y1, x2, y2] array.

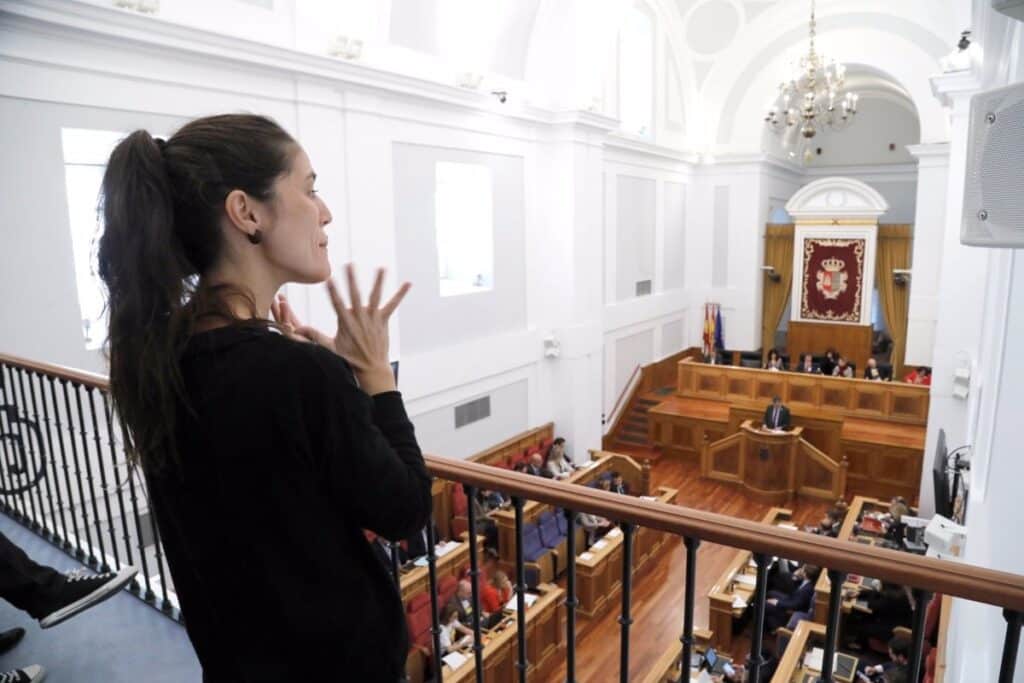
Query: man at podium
[[762, 396, 790, 431]]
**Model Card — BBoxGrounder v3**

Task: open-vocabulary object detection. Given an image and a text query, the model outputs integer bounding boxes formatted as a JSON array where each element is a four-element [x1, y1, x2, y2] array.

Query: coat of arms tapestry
[[799, 238, 865, 322]]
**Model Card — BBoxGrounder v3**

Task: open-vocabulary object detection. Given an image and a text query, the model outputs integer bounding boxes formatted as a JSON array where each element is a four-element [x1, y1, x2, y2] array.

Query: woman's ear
[[224, 189, 270, 241]]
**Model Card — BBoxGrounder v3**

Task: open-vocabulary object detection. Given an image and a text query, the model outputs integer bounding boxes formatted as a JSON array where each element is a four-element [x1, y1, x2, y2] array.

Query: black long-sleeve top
[[145, 325, 432, 682]]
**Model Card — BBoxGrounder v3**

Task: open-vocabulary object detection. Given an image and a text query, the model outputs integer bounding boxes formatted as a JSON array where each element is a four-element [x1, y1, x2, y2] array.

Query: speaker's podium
[[702, 420, 846, 504]]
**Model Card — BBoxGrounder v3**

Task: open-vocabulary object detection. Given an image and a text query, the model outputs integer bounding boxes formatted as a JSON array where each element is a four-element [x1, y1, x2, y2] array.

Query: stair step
[[615, 434, 648, 446], [622, 425, 647, 437], [636, 399, 660, 406]]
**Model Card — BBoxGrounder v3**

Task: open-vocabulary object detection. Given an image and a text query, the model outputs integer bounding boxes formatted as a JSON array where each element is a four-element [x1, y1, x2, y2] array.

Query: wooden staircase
[[611, 396, 661, 449], [603, 347, 702, 452]]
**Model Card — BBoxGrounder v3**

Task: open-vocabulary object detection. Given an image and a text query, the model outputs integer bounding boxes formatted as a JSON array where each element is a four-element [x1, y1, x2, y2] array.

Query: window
[[435, 161, 494, 297], [60, 128, 127, 350], [619, 3, 654, 137]]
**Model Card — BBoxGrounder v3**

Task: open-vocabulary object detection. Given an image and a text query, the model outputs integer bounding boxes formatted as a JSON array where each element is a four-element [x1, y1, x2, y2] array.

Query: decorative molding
[[786, 176, 890, 220], [801, 163, 920, 184], [906, 143, 951, 169], [929, 68, 984, 109]]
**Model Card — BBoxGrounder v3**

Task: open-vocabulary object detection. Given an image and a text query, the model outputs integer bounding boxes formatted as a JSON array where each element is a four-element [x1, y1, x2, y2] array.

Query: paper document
[[639, 495, 657, 501], [592, 540, 608, 550], [803, 648, 841, 673], [579, 552, 594, 561], [442, 652, 468, 669], [436, 541, 458, 557], [505, 593, 539, 611], [777, 523, 798, 531], [607, 527, 622, 538], [734, 574, 756, 587], [413, 557, 428, 567], [731, 595, 747, 609]]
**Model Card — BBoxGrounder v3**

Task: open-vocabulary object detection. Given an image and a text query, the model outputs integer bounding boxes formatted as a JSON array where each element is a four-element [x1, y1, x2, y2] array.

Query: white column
[[530, 114, 614, 462], [904, 143, 950, 367]]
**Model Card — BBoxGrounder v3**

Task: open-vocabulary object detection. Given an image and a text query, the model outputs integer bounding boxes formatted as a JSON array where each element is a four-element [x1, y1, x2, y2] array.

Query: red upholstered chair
[[539, 437, 554, 455], [451, 485, 469, 537], [438, 575, 458, 607]]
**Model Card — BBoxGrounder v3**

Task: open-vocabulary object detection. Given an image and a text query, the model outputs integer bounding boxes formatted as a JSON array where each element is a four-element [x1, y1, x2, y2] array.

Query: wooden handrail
[[3, 350, 1024, 614], [423, 454, 1024, 612], [604, 363, 641, 430]]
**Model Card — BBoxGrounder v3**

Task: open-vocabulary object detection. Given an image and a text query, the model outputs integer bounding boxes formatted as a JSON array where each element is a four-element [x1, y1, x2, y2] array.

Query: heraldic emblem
[[815, 256, 847, 300]]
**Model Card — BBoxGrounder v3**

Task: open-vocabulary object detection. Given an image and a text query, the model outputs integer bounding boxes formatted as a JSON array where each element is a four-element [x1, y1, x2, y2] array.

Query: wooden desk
[[770, 619, 860, 683], [708, 507, 796, 650], [574, 486, 679, 619], [840, 418, 925, 503], [813, 495, 917, 625], [492, 452, 644, 571], [702, 421, 846, 504], [400, 537, 481, 604], [441, 583, 565, 683], [676, 359, 930, 425], [639, 628, 714, 683]]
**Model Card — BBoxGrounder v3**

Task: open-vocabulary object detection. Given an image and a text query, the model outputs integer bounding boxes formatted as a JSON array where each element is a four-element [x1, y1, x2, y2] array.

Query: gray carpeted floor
[[0, 514, 201, 682]]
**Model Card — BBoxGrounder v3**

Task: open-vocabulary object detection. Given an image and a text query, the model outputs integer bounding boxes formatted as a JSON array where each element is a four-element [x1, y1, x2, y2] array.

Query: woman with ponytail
[[97, 114, 431, 682]]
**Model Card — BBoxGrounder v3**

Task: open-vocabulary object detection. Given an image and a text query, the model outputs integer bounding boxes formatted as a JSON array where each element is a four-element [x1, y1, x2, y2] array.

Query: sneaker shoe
[[0, 665, 45, 683], [38, 566, 138, 629], [0, 628, 25, 656]]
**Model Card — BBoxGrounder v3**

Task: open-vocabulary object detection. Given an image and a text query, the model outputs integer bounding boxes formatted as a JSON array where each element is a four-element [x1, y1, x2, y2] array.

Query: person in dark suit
[[764, 564, 820, 632], [820, 348, 838, 377], [610, 472, 629, 495], [405, 522, 442, 559], [526, 453, 546, 477], [794, 353, 819, 373], [371, 536, 408, 574], [762, 396, 790, 430], [864, 358, 889, 381]]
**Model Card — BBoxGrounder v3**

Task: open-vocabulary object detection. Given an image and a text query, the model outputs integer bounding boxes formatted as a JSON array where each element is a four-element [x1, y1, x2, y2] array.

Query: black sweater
[[145, 325, 432, 682]]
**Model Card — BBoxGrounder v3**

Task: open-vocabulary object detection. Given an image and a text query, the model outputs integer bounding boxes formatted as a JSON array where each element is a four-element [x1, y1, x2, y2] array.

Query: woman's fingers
[[368, 268, 385, 312], [326, 278, 357, 336], [345, 263, 363, 310], [380, 282, 412, 320]]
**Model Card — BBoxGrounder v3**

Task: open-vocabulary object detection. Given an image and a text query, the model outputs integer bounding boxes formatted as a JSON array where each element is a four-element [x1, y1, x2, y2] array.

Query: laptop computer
[[703, 648, 735, 677]]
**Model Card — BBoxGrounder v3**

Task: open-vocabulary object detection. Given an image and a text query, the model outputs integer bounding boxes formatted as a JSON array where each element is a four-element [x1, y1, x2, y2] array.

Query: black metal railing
[[3, 351, 1024, 682], [0, 357, 179, 621]]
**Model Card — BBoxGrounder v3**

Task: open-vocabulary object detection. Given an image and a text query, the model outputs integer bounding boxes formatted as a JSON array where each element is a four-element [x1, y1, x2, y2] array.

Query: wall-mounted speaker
[[961, 81, 1024, 247]]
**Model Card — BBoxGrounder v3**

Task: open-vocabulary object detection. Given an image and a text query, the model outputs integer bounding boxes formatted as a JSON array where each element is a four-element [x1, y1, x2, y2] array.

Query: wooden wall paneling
[[787, 320, 873, 372], [853, 383, 888, 416]]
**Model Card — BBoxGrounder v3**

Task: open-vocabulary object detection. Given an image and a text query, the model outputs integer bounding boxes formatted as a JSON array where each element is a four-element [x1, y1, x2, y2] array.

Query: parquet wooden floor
[[541, 451, 830, 682]]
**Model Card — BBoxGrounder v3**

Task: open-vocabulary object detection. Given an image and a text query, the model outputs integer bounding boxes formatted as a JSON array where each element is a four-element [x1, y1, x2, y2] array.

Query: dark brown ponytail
[[97, 114, 295, 471]]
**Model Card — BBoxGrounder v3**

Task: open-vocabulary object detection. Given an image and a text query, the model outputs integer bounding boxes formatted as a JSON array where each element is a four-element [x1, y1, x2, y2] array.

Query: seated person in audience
[[476, 549, 511, 613], [512, 461, 529, 474], [845, 583, 913, 650], [370, 534, 408, 572], [544, 438, 574, 479], [858, 635, 910, 683], [764, 564, 821, 632], [882, 497, 910, 543], [864, 358, 888, 381], [764, 349, 785, 372], [481, 489, 508, 511], [904, 366, 932, 386], [526, 453, 546, 477], [761, 396, 791, 430], [439, 603, 473, 655], [821, 348, 838, 377], [794, 353, 818, 373], [805, 508, 844, 537], [447, 580, 481, 628], [610, 471, 629, 495], [833, 356, 854, 378], [577, 511, 614, 547], [470, 490, 500, 549], [405, 522, 441, 560], [597, 477, 613, 493]]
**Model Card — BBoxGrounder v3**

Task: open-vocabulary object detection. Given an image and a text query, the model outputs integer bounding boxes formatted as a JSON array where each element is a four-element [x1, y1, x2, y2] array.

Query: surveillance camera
[[491, 90, 507, 104]]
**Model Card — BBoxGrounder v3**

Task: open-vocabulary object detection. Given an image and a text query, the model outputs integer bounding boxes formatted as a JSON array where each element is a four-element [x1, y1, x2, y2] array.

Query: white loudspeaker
[[992, 0, 1024, 21], [960, 81, 1024, 247]]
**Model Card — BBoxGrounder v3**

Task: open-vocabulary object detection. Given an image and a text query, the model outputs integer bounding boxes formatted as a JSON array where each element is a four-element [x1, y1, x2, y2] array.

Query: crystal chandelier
[[764, 0, 858, 145]]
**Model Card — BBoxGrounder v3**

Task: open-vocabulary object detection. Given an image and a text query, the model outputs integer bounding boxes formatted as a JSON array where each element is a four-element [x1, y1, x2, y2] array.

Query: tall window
[[60, 128, 128, 350], [619, 3, 654, 138], [435, 161, 494, 298]]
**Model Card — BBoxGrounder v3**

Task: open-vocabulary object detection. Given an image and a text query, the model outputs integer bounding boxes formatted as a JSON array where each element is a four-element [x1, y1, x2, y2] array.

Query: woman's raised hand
[[293, 264, 411, 396]]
